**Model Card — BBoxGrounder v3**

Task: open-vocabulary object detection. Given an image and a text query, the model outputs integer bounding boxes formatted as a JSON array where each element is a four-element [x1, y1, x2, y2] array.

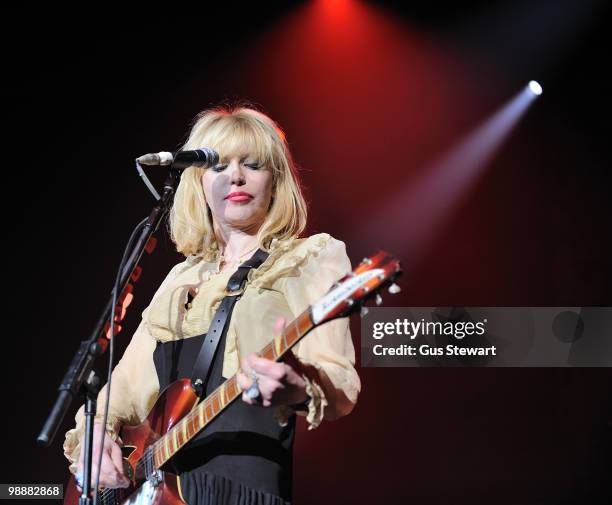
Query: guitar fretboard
[[148, 309, 314, 469]]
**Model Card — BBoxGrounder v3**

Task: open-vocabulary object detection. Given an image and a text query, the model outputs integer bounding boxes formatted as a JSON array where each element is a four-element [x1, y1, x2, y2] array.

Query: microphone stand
[[37, 168, 182, 505]]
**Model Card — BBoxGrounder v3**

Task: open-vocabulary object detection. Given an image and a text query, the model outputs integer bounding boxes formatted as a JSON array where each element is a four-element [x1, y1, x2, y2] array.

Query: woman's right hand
[[76, 422, 130, 490]]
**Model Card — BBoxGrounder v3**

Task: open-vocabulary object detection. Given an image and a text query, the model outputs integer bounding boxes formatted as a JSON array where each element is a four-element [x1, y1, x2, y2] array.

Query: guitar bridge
[[149, 469, 163, 488]]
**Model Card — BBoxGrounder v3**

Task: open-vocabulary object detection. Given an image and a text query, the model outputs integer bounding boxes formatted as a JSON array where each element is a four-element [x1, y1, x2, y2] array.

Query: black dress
[[153, 326, 295, 505]]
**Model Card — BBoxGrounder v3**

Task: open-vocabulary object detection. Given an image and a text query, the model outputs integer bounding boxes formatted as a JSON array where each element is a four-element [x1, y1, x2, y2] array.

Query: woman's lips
[[225, 192, 253, 202]]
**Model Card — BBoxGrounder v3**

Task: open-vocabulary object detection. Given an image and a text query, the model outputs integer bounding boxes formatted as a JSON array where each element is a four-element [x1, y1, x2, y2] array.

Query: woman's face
[[201, 154, 274, 232]]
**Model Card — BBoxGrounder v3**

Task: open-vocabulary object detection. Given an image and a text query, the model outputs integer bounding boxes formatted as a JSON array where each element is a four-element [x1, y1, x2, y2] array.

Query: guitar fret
[[191, 412, 197, 435], [165, 434, 172, 460], [98, 253, 396, 501], [292, 319, 301, 346], [263, 343, 274, 360], [219, 383, 226, 408], [282, 328, 289, 355], [152, 444, 158, 468]]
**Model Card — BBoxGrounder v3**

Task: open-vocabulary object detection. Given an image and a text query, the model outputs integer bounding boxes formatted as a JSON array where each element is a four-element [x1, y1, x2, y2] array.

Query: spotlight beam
[[350, 82, 542, 272]]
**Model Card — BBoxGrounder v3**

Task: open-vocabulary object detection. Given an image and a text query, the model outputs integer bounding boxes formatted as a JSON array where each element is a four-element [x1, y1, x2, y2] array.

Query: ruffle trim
[[63, 416, 122, 475], [303, 374, 328, 430], [273, 374, 328, 431], [246, 233, 332, 290], [144, 234, 331, 343], [179, 470, 291, 505]]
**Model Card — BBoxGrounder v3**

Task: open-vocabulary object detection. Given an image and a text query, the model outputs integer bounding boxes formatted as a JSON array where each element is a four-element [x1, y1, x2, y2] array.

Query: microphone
[[136, 148, 219, 170]]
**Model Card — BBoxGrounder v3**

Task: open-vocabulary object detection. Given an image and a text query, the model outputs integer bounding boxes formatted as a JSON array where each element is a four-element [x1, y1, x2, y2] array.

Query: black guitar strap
[[190, 248, 269, 397]]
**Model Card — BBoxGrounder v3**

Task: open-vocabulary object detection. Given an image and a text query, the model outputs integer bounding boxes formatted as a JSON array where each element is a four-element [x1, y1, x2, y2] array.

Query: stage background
[[3, 2, 611, 503]]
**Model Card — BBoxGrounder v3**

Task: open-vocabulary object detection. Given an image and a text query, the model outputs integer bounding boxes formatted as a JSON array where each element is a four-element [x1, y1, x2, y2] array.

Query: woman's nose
[[228, 160, 246, 185]]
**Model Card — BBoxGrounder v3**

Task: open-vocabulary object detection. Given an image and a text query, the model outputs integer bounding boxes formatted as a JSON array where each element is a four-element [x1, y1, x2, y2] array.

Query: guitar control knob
[[375, 294, 383, 306], [191, 378, 204, 397], [388, 283, 401, 294]]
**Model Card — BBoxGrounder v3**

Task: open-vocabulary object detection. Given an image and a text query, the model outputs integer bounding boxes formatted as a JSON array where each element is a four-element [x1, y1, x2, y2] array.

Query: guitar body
[[64, 378, 198, 505], [62, 250, 402, 505]]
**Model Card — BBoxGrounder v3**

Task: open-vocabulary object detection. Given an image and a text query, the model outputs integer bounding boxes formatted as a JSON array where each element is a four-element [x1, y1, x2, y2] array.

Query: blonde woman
[[63, 105, 360, 505]]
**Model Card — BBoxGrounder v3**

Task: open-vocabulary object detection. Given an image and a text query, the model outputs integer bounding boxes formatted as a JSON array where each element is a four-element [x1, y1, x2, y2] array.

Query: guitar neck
[[150, 308, 315, 469]]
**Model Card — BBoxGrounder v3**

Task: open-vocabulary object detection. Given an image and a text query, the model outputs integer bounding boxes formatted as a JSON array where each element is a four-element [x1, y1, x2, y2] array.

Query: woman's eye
[[211, 162, 260, 172]]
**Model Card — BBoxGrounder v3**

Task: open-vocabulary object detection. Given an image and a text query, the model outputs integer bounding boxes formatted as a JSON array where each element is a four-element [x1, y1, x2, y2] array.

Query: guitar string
[[101, 316, 307, 502], [95, 311, 312, 503], [96, 261, 395, 501], [96, 312, 312, 502], [128, 323, 299, 479]]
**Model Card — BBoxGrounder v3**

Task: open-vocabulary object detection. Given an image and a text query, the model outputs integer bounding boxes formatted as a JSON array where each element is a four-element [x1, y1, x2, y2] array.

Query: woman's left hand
[[237, 317, 309, 407]]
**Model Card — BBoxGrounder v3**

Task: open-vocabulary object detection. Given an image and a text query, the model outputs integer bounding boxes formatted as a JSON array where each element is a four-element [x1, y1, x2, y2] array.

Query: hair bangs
[[199, 116, 275, 169], [170, 105, 307, 258]]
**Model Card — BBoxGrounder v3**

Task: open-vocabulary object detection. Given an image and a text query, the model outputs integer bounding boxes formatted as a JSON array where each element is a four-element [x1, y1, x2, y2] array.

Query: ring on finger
[[245, 371, 262, 401]]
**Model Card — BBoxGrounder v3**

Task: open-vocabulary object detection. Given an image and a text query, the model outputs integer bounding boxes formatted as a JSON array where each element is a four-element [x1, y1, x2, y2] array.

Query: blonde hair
[[169, 105, 308, 260]]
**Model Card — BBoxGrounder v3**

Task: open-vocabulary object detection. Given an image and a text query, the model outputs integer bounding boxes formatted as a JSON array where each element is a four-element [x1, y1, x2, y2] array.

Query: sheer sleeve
[[62, 259, 191, 474], [280, 235, 361, 428]]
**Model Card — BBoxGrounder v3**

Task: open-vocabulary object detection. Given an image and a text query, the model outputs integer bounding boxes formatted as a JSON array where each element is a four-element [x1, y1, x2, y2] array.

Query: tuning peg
[[375, 294, 383, 305], [360, 306, 369, 317], [388, 283, 401, 294]]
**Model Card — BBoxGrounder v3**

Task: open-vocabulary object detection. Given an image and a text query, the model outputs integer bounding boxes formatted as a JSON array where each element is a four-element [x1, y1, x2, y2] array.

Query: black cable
[[92, 216, 148, 505]]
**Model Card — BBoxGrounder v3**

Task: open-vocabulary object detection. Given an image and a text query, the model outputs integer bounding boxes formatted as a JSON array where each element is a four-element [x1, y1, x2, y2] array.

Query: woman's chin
[[220, 211, 265, 230]]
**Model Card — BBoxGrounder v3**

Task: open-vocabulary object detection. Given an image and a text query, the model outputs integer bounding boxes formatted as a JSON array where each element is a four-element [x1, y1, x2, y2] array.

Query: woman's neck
[[215, 227, 260, 264]]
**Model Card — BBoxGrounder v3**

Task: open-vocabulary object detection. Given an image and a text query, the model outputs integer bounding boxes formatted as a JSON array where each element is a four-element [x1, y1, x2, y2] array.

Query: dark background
[[2, 1, 611, 503]]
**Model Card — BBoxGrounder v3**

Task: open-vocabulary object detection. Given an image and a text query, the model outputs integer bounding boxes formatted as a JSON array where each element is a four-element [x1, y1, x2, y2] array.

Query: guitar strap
[[190, 248, 269, 397]]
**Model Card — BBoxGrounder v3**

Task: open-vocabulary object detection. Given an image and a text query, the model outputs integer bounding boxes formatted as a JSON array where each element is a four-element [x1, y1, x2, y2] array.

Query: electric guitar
[[64, 251, 401, 505]]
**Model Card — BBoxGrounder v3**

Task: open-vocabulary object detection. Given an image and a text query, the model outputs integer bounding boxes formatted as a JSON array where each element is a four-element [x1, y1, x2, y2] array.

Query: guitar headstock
[[310, 251, 402, 325]]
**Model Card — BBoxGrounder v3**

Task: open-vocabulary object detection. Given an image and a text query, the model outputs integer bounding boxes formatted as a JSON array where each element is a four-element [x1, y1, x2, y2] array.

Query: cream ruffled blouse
[[63, 233, 361, 473]]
